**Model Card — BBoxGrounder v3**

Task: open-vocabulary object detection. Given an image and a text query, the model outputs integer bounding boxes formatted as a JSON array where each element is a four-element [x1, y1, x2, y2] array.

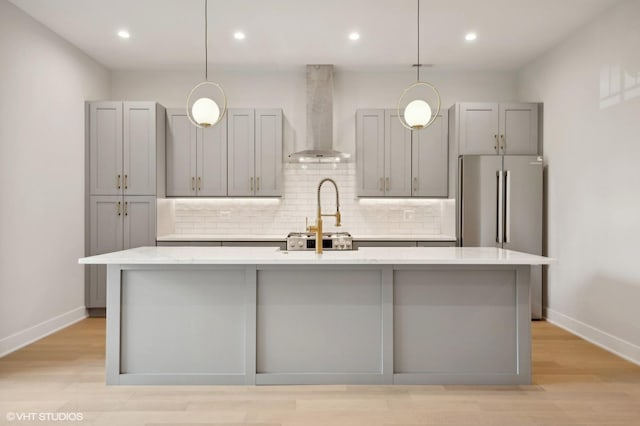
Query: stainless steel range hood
[[288, 65, 350, 163]]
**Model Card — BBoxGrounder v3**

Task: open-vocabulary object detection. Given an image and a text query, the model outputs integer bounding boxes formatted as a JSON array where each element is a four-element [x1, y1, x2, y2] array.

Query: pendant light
[[186, 0, 227, 128], [397, 0, 441, 130]]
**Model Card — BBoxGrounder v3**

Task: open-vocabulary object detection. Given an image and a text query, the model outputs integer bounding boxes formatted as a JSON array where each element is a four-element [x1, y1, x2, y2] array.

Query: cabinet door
[[89, 102, 122, 195], [198, 116, 227, 196], [227, 109, 256, 196], [458, 102, 499, 155], [123, 196, 156, 249], [90, 195, 124, 254], [89, 195, 123, 309], [412, 110, 448, 197], [499, 103, 538, 155], [166, 109, 197, 196], [385, 110, 412, 196], [356, 110, 385, 196], [255, 109, 283, 196], [123, 102, 157, 195]]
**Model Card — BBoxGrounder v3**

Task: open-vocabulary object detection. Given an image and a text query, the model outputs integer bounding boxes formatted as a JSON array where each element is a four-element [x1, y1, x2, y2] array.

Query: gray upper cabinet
[[166, 109, 227, 196], [412, 109, 448, 197], [255, 109, 283, 196], [356, 109, 448, 198], [123, 103, 159, 195], [199, 117, 228, 196], [89, 101, 163, 196], [385, 110, 412, 197], [499, 103, 539, 155], [456, 102, 539, 156], [356, 109, 385, 196], [228, 108, 282, 196], [228, 109, 256, 196], [166, 110, 197, 196], [89, 102, 123, 195]]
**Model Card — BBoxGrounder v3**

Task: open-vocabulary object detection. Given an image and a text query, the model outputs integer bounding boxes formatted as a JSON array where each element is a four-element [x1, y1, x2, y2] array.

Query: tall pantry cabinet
[[85, 101, 165, 314]]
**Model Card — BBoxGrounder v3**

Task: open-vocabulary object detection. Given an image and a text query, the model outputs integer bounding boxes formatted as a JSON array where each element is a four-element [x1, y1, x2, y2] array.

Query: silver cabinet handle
[[197, 177, 202, 192], [256, 177, 260, 191], [496, 170, 504, 244], [413, 177, 418, 192], [124, 201, 128, 216], [500, 134, 506, 152], [494, 134, 498, 152], [379, 178, 384, 192], [191, 177, 195, 191], [117, 201, 121, 216], [385, 177, 390, 191], [124, 174, 128, 189], [250, 177, 254, 191], [504, 170, 511, 243], [117, 174, 121, 189]]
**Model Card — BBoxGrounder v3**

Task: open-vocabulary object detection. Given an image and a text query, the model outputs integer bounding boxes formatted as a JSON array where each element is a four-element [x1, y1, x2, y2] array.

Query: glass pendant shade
[[397, 81, 440, 130], [404, 99, 432, 129], [186, 80, 227, 129], [192, 97, 220, 128]]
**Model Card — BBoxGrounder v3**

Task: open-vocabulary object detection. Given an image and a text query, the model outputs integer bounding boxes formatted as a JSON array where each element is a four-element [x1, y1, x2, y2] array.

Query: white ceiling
[[9, 0, 621, 71]]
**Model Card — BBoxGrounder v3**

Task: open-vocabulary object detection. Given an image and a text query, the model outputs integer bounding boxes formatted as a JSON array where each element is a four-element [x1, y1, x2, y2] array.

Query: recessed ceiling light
[[465, 32, 477, 41], [233, 31, 246, 40], [348, 32, 360, 41], [117, 30, 130, 39]]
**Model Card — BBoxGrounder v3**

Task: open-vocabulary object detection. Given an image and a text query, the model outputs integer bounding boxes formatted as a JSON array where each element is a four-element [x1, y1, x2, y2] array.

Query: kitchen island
[[79, 246, 553, 386]]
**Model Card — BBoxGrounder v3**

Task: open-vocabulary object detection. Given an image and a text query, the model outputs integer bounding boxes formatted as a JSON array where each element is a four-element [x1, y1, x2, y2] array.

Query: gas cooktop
[[286, 232, 353, 251]]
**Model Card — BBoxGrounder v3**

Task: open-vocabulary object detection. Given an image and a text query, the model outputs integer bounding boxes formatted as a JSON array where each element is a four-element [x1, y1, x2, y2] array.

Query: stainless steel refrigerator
[[457, 155, 544, 319]]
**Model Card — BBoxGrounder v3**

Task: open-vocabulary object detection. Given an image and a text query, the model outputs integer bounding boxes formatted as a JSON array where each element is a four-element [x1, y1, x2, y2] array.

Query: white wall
[[0, 1, 110, 355], [517, 0, 640, 363], [111, 68, 518, 158]]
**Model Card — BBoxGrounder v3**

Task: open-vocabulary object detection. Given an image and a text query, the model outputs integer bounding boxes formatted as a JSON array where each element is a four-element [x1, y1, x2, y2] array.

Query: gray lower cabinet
[[355, 241, 417, 248], [356, 108, 448, 197], [156, 241, 222, 247], [222, 241, 286, 250], [156, 241, 286, 250], [417, 241, 456, 247], [166, 109, 227, 196], [88, 195, 155, 309], [228, 109, 283, 196], [354, 241, 456, 248]]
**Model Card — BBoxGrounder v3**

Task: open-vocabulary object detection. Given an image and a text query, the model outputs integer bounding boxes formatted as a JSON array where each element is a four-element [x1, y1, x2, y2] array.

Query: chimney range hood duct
[[288, 65, 350, 163]]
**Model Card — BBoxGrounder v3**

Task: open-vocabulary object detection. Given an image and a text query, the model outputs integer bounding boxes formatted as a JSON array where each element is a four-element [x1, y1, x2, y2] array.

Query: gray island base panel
[[79, 247, 553, 386]]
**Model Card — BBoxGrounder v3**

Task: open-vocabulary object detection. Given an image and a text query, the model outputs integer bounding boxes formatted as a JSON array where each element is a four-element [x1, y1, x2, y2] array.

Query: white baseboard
[[0, 306, 88, 358], [545, 308, 640, 366]]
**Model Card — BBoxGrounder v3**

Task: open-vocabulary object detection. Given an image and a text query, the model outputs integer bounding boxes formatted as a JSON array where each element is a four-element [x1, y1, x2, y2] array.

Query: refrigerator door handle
[[496, 170, 504, 244], [505, 170, 511, 243]]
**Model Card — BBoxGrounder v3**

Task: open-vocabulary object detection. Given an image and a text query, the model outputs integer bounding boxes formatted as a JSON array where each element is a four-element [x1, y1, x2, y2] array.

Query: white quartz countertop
[[79, 246, 553, 266], [155, 234, 457, 242]]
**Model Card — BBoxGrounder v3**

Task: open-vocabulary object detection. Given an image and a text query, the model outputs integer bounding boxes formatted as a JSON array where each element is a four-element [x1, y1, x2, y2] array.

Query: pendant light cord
[[416, 0, 420, 81], [204, 0, 208, 81]]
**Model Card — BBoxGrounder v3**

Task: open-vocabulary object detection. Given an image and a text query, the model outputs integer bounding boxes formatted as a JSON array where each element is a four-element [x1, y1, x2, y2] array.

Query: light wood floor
[[1, 319, 639, 426]]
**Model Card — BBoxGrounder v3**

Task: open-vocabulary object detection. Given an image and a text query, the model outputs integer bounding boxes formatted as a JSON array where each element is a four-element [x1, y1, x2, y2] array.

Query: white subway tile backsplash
[[164, 163, 453, 237]]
